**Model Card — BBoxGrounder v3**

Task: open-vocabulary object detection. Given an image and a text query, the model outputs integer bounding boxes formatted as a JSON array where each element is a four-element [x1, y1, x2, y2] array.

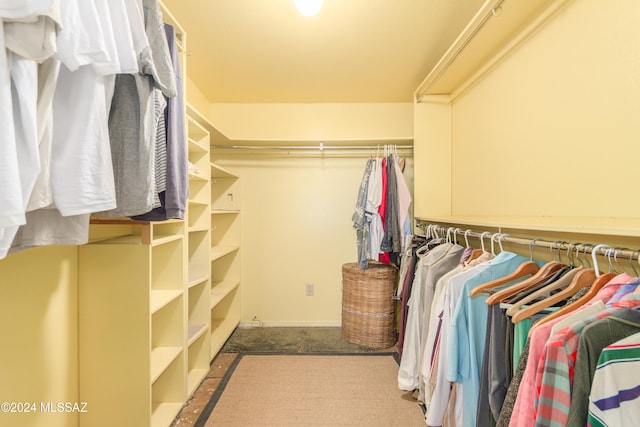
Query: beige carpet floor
[[200, 353, 425, 427]]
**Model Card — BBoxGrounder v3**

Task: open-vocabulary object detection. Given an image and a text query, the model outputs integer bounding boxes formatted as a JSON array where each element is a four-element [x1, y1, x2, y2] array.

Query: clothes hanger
[[490, 232, 501, 256], [470, 235, 539, 296], [479, 231, 489, 252], [463, 230, 483, 263], [510, 267, 597, 323], [527, 244, 617, 333], [502, 242, 580, 315], [502, 242, 580, 306], [485, 240, 565, 305], [508, 243, 599, 322]]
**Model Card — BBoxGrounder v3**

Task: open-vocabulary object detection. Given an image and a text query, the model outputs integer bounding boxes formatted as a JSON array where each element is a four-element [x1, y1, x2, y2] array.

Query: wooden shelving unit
[[78, 220, 187, 427], [209, 159, 241, 358], [184, 105, 214, 396], [76, 4, 242, 426]]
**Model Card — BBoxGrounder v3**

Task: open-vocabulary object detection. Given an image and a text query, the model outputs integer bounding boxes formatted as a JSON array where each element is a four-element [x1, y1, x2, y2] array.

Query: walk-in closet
[[2, 0, 640, 426]]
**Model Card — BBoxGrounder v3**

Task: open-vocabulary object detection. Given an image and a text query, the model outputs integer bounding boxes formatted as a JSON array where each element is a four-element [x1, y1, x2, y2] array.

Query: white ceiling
[[161, 0, 487, 103]]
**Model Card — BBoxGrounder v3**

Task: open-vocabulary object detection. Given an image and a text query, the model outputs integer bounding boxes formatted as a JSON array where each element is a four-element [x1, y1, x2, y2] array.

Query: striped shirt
[[587, 331, 640, 427], [533, 289, 640, 427], [508, 273, 635, 427]]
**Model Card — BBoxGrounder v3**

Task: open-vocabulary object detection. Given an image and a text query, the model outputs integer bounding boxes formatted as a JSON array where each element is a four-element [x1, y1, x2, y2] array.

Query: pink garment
[[508, 273, 634, 427], [378, 157, 389, 263]]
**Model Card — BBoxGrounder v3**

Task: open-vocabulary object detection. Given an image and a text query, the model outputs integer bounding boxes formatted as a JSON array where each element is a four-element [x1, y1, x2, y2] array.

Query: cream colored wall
[[413, 96, 452, 217], [209, 103, 413, 142], [0, 246, 79, 427], [214, 152, 414, 326], [449, 0, 640, 217], [186, 77, 209, 116], [204, 101, 415, 325]]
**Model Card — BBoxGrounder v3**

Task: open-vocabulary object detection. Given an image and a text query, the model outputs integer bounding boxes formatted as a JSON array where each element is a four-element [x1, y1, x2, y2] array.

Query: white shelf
[[151, 234, 183, 247], [211, 163, 238, 178], [150, 290, 183, 314], [187, 368, 209, 396], [210, 245, 240, 262], [211, 279, 240, 309], [188, 171, 208, 182], [211, 209, 240, 215], [188, 274, 209, 289], [86, 233, 182, 246], [151, 402, 183, 427], [188, 323, 208, 346], [188, 137, 208, 154], [150, 347, 182, 384]]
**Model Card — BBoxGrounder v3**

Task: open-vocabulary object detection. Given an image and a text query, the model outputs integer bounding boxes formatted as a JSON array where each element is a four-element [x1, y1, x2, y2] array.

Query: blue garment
[[133, 23, 188, 221], [606, 282, 638, 305], [447, 251, 532, 427]]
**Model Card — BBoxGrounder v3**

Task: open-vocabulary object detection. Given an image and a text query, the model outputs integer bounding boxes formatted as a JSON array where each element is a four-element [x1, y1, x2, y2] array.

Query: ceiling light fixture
[[294, 0, 323, 17]]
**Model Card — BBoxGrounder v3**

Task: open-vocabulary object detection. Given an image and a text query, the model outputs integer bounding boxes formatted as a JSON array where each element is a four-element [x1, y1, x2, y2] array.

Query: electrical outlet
[[305, 282, 314, 296]]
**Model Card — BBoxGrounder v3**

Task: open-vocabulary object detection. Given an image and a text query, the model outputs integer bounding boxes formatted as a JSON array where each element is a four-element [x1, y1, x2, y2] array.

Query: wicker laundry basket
[[341, 262, 398, 349]]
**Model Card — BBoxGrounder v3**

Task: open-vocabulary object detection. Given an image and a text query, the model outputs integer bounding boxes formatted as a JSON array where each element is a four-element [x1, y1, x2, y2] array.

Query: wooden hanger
[[506, 243, 587, 315], [469, 233, 538, 296], [511, 267, 597, 323], [529, 272, 616, 332], [484, 240, 567, 305], [527, 244, 618, 331], [465, 249, 484, 264], [470, 260, 540, 296], [485, 260, 564, 305], [505, 267, 580, 316]]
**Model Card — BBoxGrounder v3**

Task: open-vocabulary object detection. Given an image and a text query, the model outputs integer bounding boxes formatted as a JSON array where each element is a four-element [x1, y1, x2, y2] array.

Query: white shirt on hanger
[[92, 0, 120, 76], [0, 1, 57, 258], [107, 0, 139, 74], [366, 157, 384, 257], [0, 24, 23, 233], [54, 0, 108, 71], [0, 0, 53, 20], [124, 0, 149, 59], [3, 1, 59, 214], [393, 158, 412, 250], [0, 54, 40, 258], [426, 264, 488, 427], [12, 0, 117, 252]]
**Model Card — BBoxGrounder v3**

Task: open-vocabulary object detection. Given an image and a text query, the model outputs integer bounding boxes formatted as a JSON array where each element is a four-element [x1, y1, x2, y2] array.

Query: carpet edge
[[193, 351, 400, 426]]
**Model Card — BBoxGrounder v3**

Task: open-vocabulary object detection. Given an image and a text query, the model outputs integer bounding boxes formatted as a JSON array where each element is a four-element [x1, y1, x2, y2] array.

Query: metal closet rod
[[211, 144, 413, 150], [416, 221, 640, 263]]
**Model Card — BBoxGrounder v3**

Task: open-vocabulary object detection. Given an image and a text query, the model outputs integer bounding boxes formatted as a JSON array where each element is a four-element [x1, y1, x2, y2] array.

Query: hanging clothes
[[101, 0, 177, 218], [1, 0, 185, 258], [352, 158, 374, 269], [380, 154, 402, 255], [352, 147, 411, 269], [123, 23, 188, 221], [367, 157, 384, 260], [506, 273, 636, 427], [9, 0, 129, 252], [527, 291, 640, 427], [397, 240, 465, 392], [423, 250, 494, 413], [566, 307, 640, 427], [394, 156, 412, 250], [0, 0, 58, 257], [587, 331, 640, 426], [397, 237, 427, 358]]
